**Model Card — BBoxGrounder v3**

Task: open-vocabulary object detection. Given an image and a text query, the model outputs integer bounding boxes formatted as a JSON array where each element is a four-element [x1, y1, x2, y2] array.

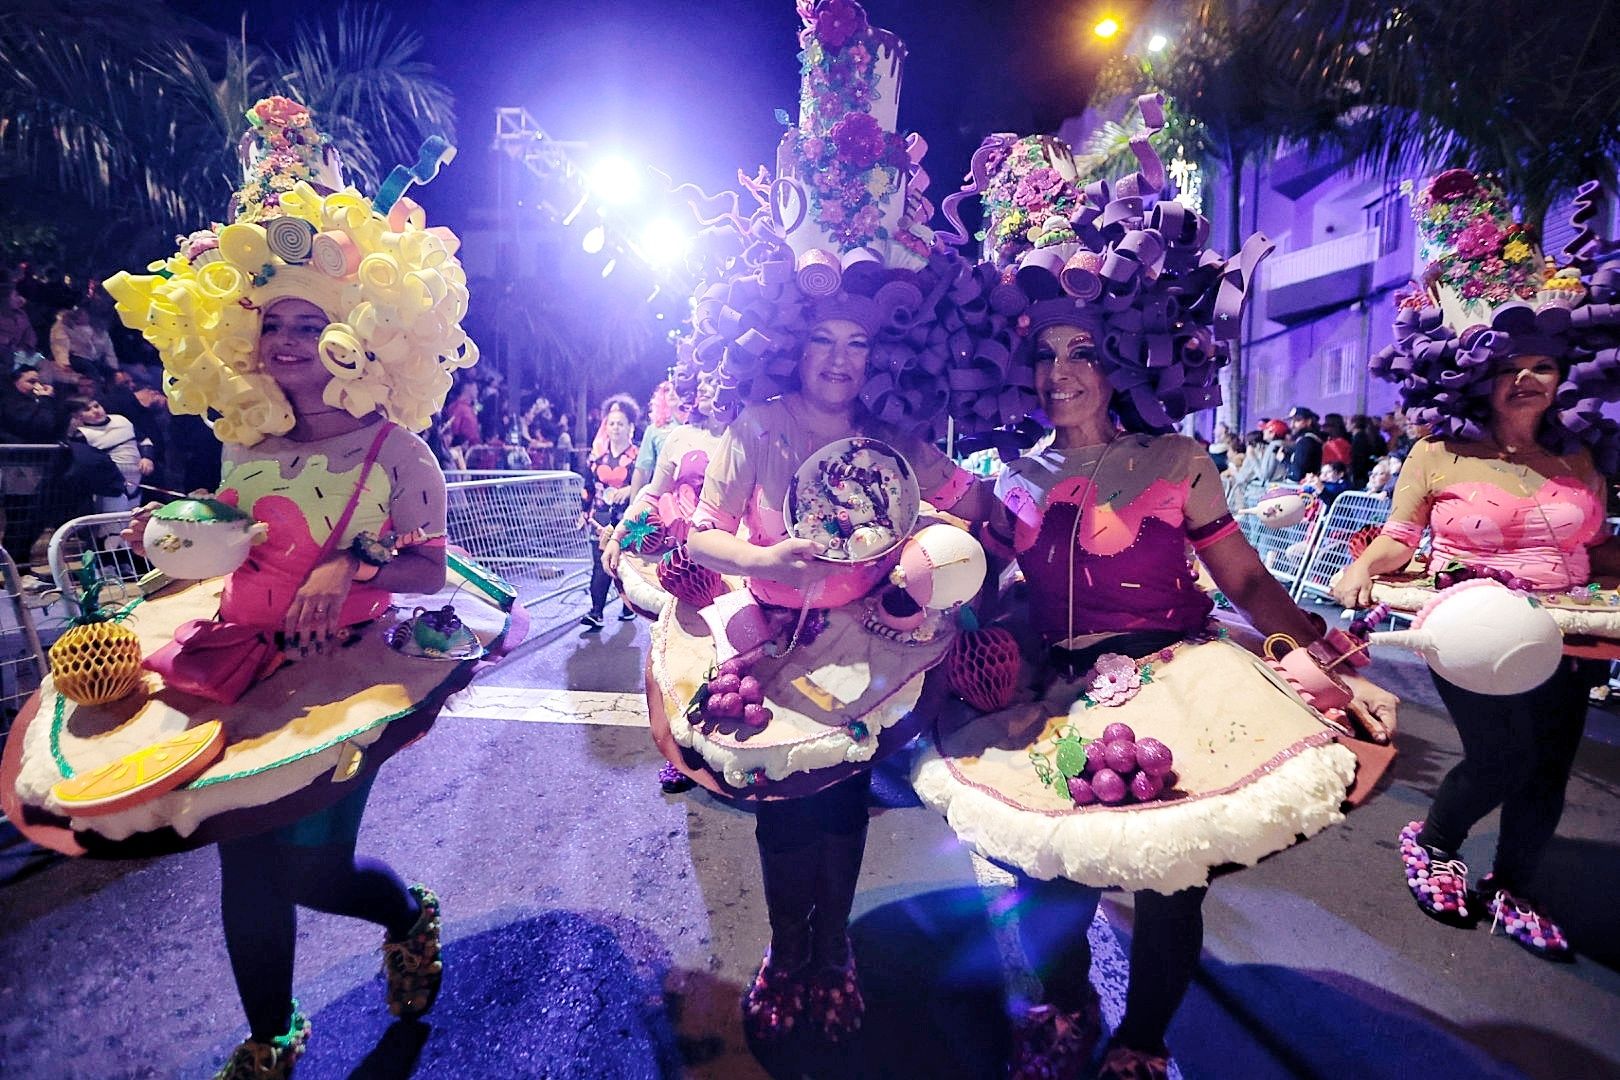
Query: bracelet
[[1305, 627, 1371, 671], [350, 531, 396, 568]]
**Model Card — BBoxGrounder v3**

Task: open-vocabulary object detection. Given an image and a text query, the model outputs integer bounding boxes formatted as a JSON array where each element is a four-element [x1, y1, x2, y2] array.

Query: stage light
[[1147, 33, 1168, 52], [1093, 17, 1120, 39], [601, 258, 618, 279], [641, 218, 691, 266], [581, 224, 606, 254], [589, 157, 642, 204]]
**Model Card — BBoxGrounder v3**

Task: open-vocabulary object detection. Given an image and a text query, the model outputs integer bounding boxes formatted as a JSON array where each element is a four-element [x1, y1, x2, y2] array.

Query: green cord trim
[[446, 551, 516, 610]]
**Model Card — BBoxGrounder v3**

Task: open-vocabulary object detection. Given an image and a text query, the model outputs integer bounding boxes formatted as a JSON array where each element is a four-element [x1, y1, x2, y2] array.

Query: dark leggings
[[218, 780, 419, 1041], [754, 771, 872, 967], [1418, 658, 1600, 890], [1014, 874, 1207, 1053], [585, 508, 624, 617]]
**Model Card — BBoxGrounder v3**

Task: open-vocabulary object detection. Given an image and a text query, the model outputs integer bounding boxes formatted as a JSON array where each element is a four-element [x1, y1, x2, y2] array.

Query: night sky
[[167, 0, 1138, 236]]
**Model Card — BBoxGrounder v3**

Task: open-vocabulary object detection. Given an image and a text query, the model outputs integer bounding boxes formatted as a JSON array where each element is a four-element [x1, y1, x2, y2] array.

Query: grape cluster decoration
[[1032, 722, 1177, 807]]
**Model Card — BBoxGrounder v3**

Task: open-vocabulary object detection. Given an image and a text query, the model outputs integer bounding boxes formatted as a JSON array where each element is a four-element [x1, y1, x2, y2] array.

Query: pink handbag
[[142, 424, 395, 704]]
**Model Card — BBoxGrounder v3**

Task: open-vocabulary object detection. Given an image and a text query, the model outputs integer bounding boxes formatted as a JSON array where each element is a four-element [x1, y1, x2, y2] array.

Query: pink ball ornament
[[1101, 723, 1136, 744], [1130, 770, 1163, 802], [1135, 738, 1174, 777], [1067, 776, 1097, 805], [1090, 768, 1127, 804], [1104, 739, 1137, 774]]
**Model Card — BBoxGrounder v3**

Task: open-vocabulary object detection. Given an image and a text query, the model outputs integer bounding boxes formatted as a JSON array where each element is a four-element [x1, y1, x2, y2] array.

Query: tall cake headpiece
[[104, 97, 476, 446], [668, 1, 989, 438], [1370, 172, 1620, 468]]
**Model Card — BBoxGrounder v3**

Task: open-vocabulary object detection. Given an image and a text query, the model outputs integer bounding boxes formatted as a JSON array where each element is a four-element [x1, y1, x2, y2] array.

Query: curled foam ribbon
[[1211, 232, 1275, 342], [317, 324, 367, 380], [218, 223, 272, 272], [373, 137, 456, 216], [797, 249, 842, 296], [1564, 180, 1604, 268], [937, 133, 1018, 247], [312, 231, 362, 277]]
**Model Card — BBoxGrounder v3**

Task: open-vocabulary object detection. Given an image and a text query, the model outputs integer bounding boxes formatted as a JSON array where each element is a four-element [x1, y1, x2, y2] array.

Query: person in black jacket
[[1, 365, 68, 568], [1285, 405, 1323, 481], [1348, 413, 1387, 489]]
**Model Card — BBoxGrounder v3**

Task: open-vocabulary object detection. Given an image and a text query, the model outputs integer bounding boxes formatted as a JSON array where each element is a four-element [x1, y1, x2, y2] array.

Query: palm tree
[[1250, 1, 1620, 228], [0, 1, 455, 270]]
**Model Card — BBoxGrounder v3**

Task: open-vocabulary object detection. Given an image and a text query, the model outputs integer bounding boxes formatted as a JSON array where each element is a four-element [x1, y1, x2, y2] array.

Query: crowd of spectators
[[1212, 405, 1427, 513]]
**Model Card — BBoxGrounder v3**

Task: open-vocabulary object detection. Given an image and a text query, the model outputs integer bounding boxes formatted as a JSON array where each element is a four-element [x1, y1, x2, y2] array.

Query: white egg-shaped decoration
[[143, 499, 265, 580], [1371, 580, 1563, 695]]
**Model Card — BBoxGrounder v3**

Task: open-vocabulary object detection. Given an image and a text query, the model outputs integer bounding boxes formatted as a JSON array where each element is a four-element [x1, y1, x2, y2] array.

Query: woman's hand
[[120, 501, 162, 557], [284, 553, 357, 653], [1332, 562, 1377, 609], [1341, 673, 1399, 744], [603, 536, 623, 575], [138, 457, 154, 477], [751, 537, 834, 590]]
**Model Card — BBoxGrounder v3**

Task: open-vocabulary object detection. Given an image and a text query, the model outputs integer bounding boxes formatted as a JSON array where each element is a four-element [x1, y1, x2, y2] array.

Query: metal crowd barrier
[[1, 442, 81, 575], [444, 470, 592, 609], [1293, 492, 1395, 604]]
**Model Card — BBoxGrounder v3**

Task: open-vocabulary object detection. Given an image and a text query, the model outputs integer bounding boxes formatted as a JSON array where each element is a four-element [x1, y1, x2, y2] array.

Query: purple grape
[[710, 673, 741, 696], [711, 692, 744, 718], [1090, 768, 1127, 804], [718, 657, 747, 677], [1067, 776, 1097, 805], [1130, 770, 1163, 802], [1135, 738, 1174, 777], [742, 703, 772, 728], [738, 675, 764, 705], [1083, 741, 1108, 775], [1104, 739, 1137, 774], [1101, 722, 1136, 745]]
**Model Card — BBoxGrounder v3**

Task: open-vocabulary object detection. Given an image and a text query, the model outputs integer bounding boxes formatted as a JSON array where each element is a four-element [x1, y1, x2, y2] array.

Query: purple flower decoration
[[1428, 169, 1478, 202], [1013, 167, 1065, 207], [831, 113, 885, 168], [1086, 652, 1143, 707], [814, 0, 868, 50], [1455, 220, 1503, 259]]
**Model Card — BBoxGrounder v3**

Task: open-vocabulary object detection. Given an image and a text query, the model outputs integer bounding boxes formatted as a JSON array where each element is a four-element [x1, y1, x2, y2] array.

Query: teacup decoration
[[143, 498, 268, 580], [410, 604, 464, 653]]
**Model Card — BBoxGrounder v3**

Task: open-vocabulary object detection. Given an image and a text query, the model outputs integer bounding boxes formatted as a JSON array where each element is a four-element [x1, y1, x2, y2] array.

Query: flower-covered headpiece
[[669, 2, 994, 438], [1370, 173, 1620, 469], [104, 96, 476, 446], [937, 96, 1272, 439]]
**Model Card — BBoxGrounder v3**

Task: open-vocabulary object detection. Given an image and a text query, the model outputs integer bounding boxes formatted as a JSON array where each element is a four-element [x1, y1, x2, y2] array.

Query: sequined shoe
[[658, 760, 695, 794], [741, 949, 811, 1042], [1482, 876, 1572, 961], [807, 948, 865, 1043], [383, 884, 443, 1017], [1399, 821, 1474, 926], [1097, 1040, 1170, 1080], [1008, 998, 1101, 1080], [213, 1005, 310, 1080]]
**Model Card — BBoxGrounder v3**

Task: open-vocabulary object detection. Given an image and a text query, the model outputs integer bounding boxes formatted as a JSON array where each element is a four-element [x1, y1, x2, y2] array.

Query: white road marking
[[441, 686, 649, 726]]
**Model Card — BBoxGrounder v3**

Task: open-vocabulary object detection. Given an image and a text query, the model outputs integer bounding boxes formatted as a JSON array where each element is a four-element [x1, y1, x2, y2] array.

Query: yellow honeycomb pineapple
[[49, 575, 144, 706]]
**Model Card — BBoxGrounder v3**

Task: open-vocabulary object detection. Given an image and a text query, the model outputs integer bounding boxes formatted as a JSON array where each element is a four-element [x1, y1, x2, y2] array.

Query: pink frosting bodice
[[1427, 477, 1600, 588]]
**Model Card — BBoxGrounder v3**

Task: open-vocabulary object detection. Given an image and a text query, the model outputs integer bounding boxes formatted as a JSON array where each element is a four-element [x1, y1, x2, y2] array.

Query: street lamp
[[1093, 17, 1121, 39], [1147, 33, 1168, 52]]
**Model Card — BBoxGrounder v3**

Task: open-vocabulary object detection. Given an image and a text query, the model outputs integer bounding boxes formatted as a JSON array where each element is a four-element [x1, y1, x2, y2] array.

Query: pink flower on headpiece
[[1428, 169, 1478, 202], [1014, 167, 1065, 207], [803, 136, 827, 161], [1455, 220, 1503, 260], [851, 205, 881, 234], [831, 113, 886, 168], [253, 96, 309, 130], [814, 0, 868, 50]]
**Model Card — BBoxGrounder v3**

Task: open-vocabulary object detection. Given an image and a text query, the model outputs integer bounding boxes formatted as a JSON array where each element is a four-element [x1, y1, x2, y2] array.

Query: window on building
[[1367, 188, 1403, 256], [1318, 344, 1359, 398]]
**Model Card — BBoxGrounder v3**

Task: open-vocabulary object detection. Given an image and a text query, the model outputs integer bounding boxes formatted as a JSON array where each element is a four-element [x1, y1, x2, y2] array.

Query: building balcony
[[1263, 229, 1378, 323]]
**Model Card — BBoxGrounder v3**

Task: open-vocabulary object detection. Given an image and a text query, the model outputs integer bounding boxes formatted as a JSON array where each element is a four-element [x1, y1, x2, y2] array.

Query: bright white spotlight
[[641, 218, 692, 266], [581, 225, 607, 254], [589, 157, 642, 204], [1147, 33, 1168, 52]]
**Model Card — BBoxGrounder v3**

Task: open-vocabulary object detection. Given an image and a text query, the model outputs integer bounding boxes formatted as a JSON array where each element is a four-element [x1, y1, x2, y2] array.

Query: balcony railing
[[1265, 230, 1379, 289]]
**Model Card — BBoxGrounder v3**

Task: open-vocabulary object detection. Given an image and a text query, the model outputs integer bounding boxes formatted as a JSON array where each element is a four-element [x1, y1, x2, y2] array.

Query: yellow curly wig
[[105, 180, 477, 446]]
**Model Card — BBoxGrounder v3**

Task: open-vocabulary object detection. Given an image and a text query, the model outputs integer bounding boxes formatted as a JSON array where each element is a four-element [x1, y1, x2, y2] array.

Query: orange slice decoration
[[50, 721, 226, 817]]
